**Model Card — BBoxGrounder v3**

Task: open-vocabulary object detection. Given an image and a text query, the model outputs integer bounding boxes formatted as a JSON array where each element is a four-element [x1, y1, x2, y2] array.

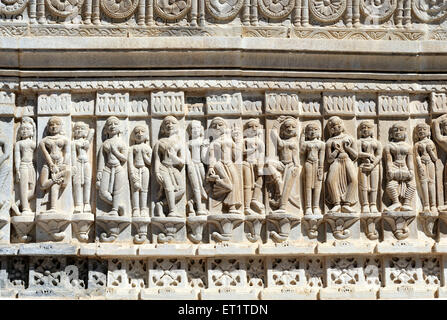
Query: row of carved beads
[[0, 255, 443, 299], [0, 0, 445, 26]]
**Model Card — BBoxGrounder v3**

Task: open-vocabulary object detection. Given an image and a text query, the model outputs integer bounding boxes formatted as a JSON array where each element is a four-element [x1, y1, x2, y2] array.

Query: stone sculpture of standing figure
[[206, 117, 243, 214], [14, 117, 36, 215], [432, 114, 447, 210], [128, 124, 152, 217], [357, 120, 382, 214], [242, 119, 265, 215], [300, 122, 325, 216], [186, 120, 208, 216], [96, 116, 128, 216], [153, 116, 185, 217], [414, 123, 438, 213], [267, 116, 301, 213], [72, 122, 94, 214], [39, 117, 71, 213], [325, 116, 358, 213], [384, 123, 416, 212]]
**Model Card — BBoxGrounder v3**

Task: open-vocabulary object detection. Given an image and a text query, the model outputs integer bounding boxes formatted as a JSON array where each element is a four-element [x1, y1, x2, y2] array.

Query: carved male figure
[[129, 124, 152, 217], [432, 114, 447, 210], [206, 117, 243, 214], [96, 116, 128, 216], [39, 116, 71, 213], [72, 121, 94, 214], [357, 120, 382, 214], [242, 119, 265, 215], [384, 123, 416, 212], [300, 122, 325, 215], [186, 120, 208, 216], [325, 116, 358, 213], [267, 116, 300, 213], [14, 117, 36, 215], [153, 116, 185, 217], [414, 123, 438, 213]]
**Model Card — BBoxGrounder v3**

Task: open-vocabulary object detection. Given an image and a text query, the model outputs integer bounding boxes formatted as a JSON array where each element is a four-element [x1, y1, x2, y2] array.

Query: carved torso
[[211, 135, 234, 164], [131, 144, 151, 168], [359, 137, 379, 165], [188, 138, 203, 164], [244, 136, 263, 164], [303, 140, 324, 163], [103, 136, 126, 167], [73, 138, 90, 163], [388, 141, 411, 166], [42, 134, 67, 165], [18, 139, 35, 164], [416, 139, 436, 164], [158, 135, 181, 167], [279, 137, 298, 164]]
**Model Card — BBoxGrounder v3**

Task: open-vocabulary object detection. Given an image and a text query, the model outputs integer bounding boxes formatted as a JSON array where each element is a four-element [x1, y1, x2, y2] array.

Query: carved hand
[[317, 167, 324, 180], [96, 171, 103, 182], [15, 171, 20, 182]]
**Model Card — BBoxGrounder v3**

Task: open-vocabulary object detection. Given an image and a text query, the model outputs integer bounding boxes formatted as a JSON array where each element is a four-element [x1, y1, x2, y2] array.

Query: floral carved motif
[[205, 0, 244, 20], [100, 0, 139, 19], [309, 0, 347, 22], [155, 0, 192, 20], [258, 0, 295, 19]]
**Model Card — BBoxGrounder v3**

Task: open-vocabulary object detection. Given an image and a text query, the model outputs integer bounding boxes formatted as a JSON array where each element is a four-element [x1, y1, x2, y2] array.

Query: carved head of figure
[[159, 116, 179, 138], [439, 116, 447, 136], [47, 116, 63, 136], [389, 123, 407, 142], [209, 117, 228, 138], [279, 116, 297, 139], [73, 122, 89, 140], [327, 116, 344, 137], [244, 118, 261, 139], [131, 125, 149, 145], [17, 117, 35, 141], [304, 122, 321, 140], [105, 116, 122, 138], [187, 120, 203, 140], [358, 120, 374, 139], [415, 123, 431, 141]]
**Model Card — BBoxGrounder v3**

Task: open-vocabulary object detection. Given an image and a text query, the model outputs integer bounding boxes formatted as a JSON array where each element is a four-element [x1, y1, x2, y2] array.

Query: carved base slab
[[151, 217, 186, 244], [139, 243, 196, 257], [260, 288, 318, 300], [140, 288, 197, 300], [266, 213, 300, 243], [36, 213, 71, 242], [324, 212, 360, 241], [382, 211, 416, 241], [197, 243, 257, 256], [258, 241, 315, 255], [11, 215, 34, 243], [320, 287, 377, 300], [317, 240, 375, 254], [96, 216, 132, 243], [379, 286, 436, 299], [200, 288, 258, 300], [377, 240, 433, 254], [104, 288, 140, 300], [208, 214, 244, 242]]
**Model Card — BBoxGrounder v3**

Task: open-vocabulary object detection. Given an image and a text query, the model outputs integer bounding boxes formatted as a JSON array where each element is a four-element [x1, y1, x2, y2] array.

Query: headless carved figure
[[14, 117, 36, 215], [242, 119, 265, 215], [72, 122, 94, 214], [432, 115, 447, 210], [301, 122, 325, 215], [96, 116, 128, 216], [39, 117, 71, 213], [357, 120, 382, 214], [414, 123, 438, 213], [129, 125, 152, 217], [384, 123, 415, 212]]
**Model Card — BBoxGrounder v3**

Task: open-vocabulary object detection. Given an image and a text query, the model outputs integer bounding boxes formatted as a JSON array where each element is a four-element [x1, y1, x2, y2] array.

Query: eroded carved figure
[[153, 116, 185, 217], [357, 120, 382, 214], [129, 124, 152, 217], [301, 122, 325, 216], [432, 114, 447, 211], [325, 116, 358, 213], [384, 123, 415, 212], [206, 117, 243, 214], [72, 122, 94, 214], [96, 116, 128, 216], [266, 116, 300, 214], [14, 117, 36, 215], [186, 120, 208, 216], [39, 117, 71, 213], [242, 119, 265, 215], [414, 123, 438, 213]]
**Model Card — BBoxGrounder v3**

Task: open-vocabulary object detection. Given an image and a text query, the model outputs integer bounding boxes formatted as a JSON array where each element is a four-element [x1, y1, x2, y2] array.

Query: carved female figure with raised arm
[[325, 116, 358, 213], [153, 116, 185, 217], [267, 116, 300, 213], [128, 124, 152, 217], [384, 123, 416, 212], [39, 116, 71, 213], [14, 117, 36, 215], [96, 116, 128, 216], [414, 123, 438, 213], [357, 120, 382, 214], [206, 117, 243, 214], [72, 122, 94, 214], [432, 114, 447, 210], [300, 122, 325, 215], [242, 118, 265, 215], [186, 120, 208, 216]]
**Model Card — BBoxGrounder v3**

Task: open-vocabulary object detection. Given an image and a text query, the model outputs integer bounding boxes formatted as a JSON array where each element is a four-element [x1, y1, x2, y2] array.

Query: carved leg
[[132, 190, 140, 216], [83, 163, 92, 212], [386, 180, 401, 211], [50, 184, 60, 211], [99, 170, 113, 205], [73, 181, 83, 213], [313, 180, 322, 215], [19, 167, 31, 213], [401, 180, 416, 211], [420, 179, 430, 211]]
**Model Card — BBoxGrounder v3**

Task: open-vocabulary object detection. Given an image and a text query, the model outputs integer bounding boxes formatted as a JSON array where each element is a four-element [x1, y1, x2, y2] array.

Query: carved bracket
[[382, 211, 416, 240], [187, 216, 207, 243], [244, 215, 265, 242], [419, 211, 438, 238], [96, 215, 131, 243], [267, 213, 300, 243], [361, 212, 381, 240], [71, 213, 94, 242], [36, 213, 71, 241], [324, 212, 359, 240], [131, 216, 150, 244], [11, 215, 34, 242], [302, 214, 323, 239], [151, 217, 185, 243], [208, 214, 244, 242]]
